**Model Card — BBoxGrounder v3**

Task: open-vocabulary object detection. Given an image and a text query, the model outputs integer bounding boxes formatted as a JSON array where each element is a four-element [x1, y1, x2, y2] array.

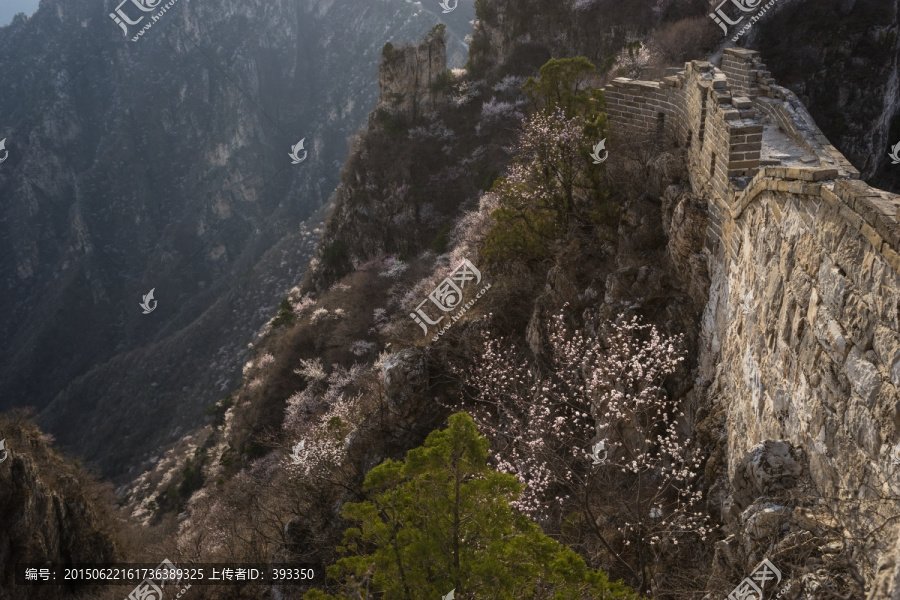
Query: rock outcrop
[[377, 30, 448, 120], [743, 0, 900, 186], [0, 416, 120, 599]]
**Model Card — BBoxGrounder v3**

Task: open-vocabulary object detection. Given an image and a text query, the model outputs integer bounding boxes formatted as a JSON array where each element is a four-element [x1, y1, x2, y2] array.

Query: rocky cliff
[[0, 412, 122, 600], [300, 22, 523, 293], [739, 0, 900, 189], [377, 27, 448, 120]]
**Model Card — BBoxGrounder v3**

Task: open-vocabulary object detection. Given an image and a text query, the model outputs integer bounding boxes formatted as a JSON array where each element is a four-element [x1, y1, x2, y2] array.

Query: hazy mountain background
[[0, 0, 475, 479], [0, 0, 39, 27]]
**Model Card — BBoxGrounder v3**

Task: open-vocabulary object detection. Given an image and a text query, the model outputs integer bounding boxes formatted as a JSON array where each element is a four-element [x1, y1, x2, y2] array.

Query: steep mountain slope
[[0, 0, 474, 477], [112, 12, 707, 596], [301, 0, 719, 290], [208, 1, 900, 597]]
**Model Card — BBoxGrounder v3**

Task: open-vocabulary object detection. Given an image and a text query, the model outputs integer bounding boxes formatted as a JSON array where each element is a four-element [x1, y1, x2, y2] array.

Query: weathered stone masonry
[[607, 48, 900, 591]]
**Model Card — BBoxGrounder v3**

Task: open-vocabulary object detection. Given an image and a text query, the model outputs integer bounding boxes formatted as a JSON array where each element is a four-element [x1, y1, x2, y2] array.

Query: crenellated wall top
[[604, 47, 900, 273]]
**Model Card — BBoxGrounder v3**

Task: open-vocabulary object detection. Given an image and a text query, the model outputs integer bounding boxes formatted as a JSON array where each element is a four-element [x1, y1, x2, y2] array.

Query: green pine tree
[[522, 57, 608, 134], [304, 412, 642, 600]]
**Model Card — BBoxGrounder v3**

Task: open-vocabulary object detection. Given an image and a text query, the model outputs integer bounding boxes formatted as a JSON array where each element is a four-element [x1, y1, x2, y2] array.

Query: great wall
[[609, 47, 900, 593]]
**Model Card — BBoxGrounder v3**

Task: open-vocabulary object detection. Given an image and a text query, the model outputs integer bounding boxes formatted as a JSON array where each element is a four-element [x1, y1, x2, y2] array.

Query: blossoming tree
[[461, 310, 710, 594]]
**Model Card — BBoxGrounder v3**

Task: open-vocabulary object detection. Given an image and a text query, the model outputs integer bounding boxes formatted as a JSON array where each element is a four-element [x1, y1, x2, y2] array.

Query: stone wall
[[701, 168, 900, 597], [607, 48, 900, 595], [606, 52, 764, 212], [604, 76, 683, 141], [719, 47, 770, 99]]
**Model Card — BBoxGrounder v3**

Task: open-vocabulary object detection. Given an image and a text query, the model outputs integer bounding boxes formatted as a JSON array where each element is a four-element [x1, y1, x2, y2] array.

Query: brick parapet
[[602, 47, 891, 268], [605, 75, 686, 143], [607, 60, 764, 202], [719, 47, 773, 98]]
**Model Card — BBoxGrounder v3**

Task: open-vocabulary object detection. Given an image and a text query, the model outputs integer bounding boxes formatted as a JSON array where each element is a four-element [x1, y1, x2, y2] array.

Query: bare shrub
[[650, 17, 721, 66], [606, 131, 687, 203]]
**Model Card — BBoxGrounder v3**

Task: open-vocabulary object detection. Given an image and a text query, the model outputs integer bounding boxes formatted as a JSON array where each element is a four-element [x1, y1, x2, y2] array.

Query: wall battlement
[[605, 48, 896, 270]]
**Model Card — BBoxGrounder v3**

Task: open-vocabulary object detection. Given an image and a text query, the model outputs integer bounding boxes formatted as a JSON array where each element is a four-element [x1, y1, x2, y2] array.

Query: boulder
[[732, 440, 805, 510]]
